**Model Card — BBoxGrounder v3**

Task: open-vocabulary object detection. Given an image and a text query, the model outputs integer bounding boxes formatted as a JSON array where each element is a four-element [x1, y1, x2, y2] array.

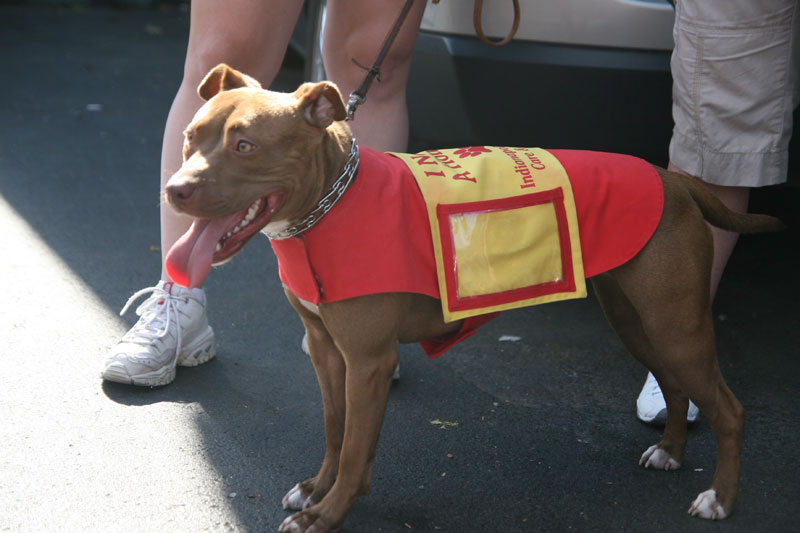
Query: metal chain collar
[[264, 139, 360, 240]]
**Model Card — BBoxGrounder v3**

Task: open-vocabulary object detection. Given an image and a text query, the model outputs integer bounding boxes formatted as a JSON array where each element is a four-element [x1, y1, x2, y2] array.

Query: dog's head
[[163, 64, 348, 288]]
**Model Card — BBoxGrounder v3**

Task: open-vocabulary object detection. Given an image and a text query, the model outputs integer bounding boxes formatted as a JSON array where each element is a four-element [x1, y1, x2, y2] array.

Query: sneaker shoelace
[[119, 285, 185, 368]]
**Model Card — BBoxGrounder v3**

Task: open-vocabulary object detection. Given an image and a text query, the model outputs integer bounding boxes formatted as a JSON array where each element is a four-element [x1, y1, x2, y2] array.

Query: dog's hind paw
[[283, 483, 312, 511], [689, 489, 728, 519], [639, 444, 681, 470]]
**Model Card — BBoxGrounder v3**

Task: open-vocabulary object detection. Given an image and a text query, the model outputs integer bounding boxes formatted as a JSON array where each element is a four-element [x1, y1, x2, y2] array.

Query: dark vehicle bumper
[[407, 32, 674, 165]]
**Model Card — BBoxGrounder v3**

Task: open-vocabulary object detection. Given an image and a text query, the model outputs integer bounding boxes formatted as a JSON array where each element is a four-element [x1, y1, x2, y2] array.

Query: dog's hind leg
[[600, 182, 744, 519], [626, 277, 743, 519], [592, 273, 689, 470]]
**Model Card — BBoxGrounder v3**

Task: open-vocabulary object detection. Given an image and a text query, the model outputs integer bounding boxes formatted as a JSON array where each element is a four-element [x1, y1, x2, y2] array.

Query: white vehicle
[[296, 0, 676, 162]]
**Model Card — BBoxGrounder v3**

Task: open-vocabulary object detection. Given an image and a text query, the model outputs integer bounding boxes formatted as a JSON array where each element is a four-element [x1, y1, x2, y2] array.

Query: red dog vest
[[269, 147, 663, 357]]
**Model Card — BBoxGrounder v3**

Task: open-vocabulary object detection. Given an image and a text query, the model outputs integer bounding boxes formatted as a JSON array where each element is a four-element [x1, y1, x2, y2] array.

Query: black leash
[[345, 0, 416, 120]]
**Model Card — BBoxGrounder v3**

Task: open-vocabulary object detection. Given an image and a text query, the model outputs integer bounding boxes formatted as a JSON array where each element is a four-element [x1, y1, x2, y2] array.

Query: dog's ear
[[197, 64, 262, 101], [295, 81, 347, 129]]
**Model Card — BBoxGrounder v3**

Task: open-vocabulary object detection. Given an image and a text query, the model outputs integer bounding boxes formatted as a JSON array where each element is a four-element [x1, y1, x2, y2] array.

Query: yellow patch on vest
[[391, 147, 587, 322]]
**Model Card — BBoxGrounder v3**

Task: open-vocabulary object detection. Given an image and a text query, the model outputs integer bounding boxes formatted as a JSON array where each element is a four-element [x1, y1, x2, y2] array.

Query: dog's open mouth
[[212, 193, 284, 261], [165, 191, 284, 289]]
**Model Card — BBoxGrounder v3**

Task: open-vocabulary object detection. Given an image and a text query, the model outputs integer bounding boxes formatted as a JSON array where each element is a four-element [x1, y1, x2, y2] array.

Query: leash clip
[[345, 93, 365, 121], [343, 0, 415, 121]]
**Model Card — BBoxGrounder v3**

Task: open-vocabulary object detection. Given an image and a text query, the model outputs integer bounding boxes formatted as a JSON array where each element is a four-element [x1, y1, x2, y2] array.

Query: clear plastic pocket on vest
[[436, 188, 578, 314]]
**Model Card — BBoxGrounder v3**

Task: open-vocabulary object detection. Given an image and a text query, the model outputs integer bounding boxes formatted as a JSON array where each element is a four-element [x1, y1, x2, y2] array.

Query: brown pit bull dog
[[163, 64, 783, 532]]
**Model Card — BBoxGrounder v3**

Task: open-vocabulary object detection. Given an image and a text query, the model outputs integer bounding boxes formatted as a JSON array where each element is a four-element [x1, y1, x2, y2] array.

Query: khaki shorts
[[669, 0, 800, 187]]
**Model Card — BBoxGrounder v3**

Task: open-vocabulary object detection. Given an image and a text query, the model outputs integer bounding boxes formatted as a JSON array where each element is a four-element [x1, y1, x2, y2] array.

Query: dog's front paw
[[639, 444, 681, 470], [689, 489, 728, 519], [283, 483, 313, 511], [279, 509, 340, 533]]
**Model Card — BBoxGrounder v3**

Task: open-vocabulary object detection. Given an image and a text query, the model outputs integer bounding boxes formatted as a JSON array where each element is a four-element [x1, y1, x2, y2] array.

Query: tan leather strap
[[473, 0, 520, 47]]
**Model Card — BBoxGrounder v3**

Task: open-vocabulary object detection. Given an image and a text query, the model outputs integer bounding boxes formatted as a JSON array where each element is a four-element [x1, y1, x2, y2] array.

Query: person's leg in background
[[637, 0, 799, 424], [102, 0, 304, 387], [323, 0, 427, 153], [666, 170, 750, 300], [316, 0, 426, 378]]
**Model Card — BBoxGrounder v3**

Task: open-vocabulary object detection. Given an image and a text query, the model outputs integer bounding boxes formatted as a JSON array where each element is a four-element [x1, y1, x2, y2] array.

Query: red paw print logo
[[453, 146, 491, 158]]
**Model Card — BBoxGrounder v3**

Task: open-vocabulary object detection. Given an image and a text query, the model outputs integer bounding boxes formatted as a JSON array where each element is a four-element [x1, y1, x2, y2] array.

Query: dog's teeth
[[227, 199, 261, 238], [248, 199, 260, 213], [215, 243, 221, 252]]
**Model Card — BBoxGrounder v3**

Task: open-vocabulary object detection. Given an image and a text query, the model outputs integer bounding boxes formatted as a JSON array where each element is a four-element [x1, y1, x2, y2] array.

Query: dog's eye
[[184, 130, 194, 142], [236, 140, 256, 153]]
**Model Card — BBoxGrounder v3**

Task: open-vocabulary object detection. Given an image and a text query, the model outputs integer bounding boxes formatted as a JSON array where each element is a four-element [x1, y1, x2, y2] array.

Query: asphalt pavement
[[1, 4, 798, 532]]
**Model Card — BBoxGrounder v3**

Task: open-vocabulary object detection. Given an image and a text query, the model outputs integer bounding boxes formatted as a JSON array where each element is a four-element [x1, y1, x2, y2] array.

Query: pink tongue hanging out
[[165, 214, 239, 289]]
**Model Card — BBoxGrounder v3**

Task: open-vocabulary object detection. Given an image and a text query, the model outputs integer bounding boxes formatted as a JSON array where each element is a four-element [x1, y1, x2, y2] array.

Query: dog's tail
[[674, 172, 785, 234]]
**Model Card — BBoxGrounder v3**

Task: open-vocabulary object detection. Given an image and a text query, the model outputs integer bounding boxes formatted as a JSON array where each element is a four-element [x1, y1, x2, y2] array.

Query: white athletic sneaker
[[636, 372, 699, 425], [101, 281, 216, 386]]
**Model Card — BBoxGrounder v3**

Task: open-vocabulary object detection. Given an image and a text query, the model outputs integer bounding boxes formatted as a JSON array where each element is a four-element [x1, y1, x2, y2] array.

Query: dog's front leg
[[280, 296, 401, 533], [283, 293, 347, 513]]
